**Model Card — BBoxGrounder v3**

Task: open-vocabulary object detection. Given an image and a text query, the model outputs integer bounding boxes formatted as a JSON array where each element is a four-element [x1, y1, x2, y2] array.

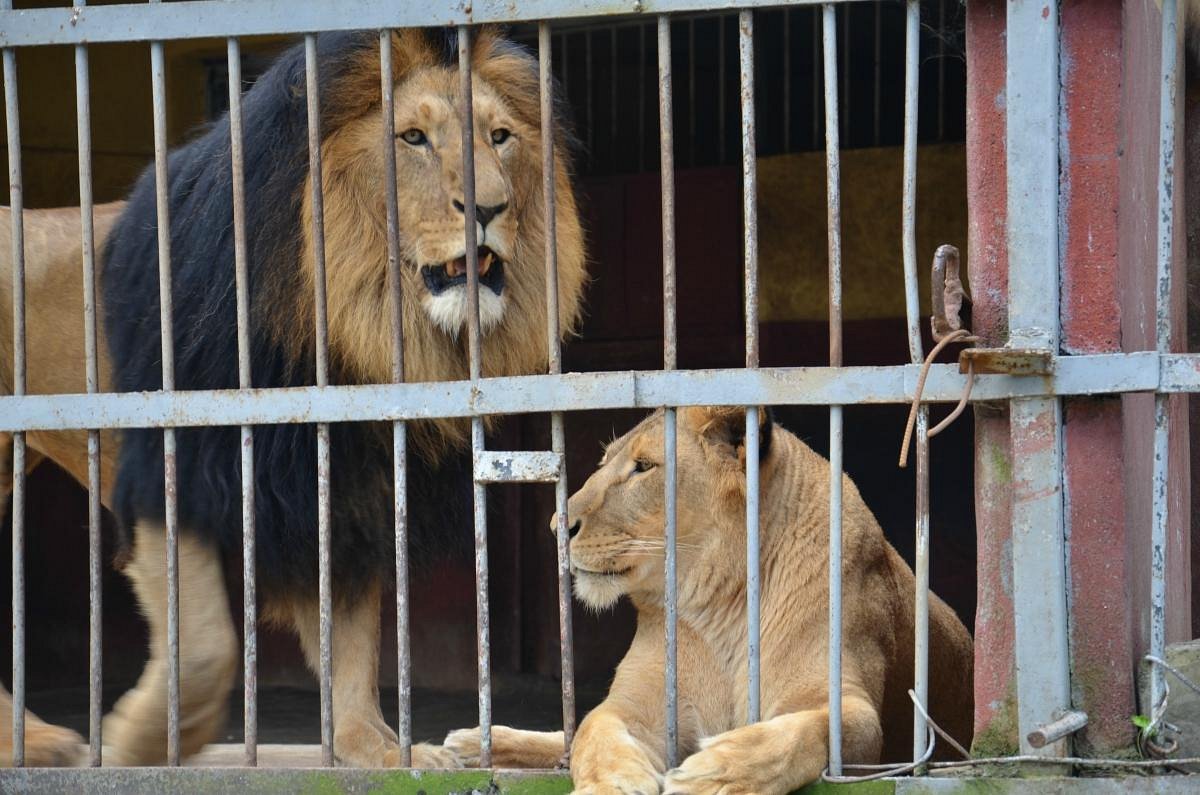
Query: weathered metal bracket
[[474, 450, 562, 483], [959, 348, 1055, 376]]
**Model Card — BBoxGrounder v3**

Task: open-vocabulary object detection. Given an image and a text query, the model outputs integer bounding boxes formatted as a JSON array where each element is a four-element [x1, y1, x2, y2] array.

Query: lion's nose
[[452, 199, 508, 228]]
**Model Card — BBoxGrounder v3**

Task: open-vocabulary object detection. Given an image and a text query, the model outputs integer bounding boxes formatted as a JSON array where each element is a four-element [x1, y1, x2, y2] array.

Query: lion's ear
[[682, 406, 773, 463]]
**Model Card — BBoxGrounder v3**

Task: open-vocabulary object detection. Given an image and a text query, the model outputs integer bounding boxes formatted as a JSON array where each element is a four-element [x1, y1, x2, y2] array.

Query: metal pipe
[[1150, 0, 1182, 724], [226, 35, 258, 768], [540, 21, 577, 753], [658, 13, 679, 769], [821, 2, 844, 776], [379, 28, 413, 767], [458, 25, 493, 768], [900, 0, 930, 766], [147, 24, 183, 766], [72, 2, 103, 764], [2, 12, 25, 764], [739, 9, 761, 725], [303, 33, 335, 767]]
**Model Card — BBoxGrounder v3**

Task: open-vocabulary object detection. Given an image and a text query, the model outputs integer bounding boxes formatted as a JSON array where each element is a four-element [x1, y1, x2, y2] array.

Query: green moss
[[793, 781, 894, 795], [493, 772, 574, 795], [987, 438, 1012, 485], [970, 683, 1019, 760]]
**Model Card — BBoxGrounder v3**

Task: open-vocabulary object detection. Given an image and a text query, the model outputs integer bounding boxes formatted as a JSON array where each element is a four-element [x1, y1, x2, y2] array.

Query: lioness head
[[310, 28, 585, 401], [557, 407, 773, 610]]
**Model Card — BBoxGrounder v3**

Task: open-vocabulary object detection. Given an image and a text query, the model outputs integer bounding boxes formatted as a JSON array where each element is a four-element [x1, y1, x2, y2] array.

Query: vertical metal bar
[[379, 29, 413, 768], [2, 3, 25, 764], [782, 9, 790, 154], [738, 10, 761, 726], [226, 35, 258, 768], [148, 22, 182, 766], [1150, 0, 1182, 725], [688, 18, 696, 167], [303, 34, 335, 767], [1005, 0, 1070, 758], [821, 2, 844, 776], [458, 25, 492, 768], [873, 1, 882, 147], [657, 13, 679, 769], [901, 0, 930, 766], [72, 2, 103, 765], [540, 22, 576, 754]]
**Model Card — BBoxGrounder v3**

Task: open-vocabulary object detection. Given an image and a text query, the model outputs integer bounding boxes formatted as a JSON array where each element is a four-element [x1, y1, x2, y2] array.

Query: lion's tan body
[[0, 28, 586, 768], [447, 407, 973, 794]]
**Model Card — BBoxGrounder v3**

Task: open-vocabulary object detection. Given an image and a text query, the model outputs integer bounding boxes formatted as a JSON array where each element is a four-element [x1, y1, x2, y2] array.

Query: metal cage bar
[[821, 1, 845, 776], [302, 33, 336, 767], [73, 2, 104, 763], [2, 0, 26, 764], [1150, 0, 1183, 724], [657, 12, 680, 769], [379, 28, 414, 768], [226, 34, 259, 768], [457, 25, 495, 768], [539, 20, 578, 754], [899, 0, 930, 766]]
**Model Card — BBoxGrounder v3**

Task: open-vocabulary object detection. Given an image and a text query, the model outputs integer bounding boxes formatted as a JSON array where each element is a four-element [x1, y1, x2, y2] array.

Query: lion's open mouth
[[421, 247, 505, 297]]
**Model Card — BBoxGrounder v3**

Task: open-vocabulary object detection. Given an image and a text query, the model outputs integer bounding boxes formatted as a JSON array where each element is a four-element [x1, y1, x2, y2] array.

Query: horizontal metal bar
[[0, 353, 1173, 432], [0, 0, 877, 47], [474, 450, 562, 483]]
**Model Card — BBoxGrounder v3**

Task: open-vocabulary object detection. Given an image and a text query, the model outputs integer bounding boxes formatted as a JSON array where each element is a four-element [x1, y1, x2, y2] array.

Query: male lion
[[445, 407, 973, 793], [0, 27, 585, 766]]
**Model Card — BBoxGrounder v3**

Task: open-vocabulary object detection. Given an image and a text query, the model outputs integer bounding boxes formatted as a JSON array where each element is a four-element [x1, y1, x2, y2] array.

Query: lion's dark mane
[[101, 31, 473, 598]]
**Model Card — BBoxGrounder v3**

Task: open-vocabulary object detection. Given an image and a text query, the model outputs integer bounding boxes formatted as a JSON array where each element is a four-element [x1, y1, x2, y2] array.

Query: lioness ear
[[683, 406, 774, 463]]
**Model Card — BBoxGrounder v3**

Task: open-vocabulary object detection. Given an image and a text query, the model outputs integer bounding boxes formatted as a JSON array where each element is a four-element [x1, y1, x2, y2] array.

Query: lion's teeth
[[445, 258, 463, 278], [479, 252, 493, 276]]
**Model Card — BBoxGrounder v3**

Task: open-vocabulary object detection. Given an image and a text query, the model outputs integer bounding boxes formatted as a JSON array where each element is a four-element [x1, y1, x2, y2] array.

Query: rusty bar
[[540, 21, 577, 752], [458, 25, 493, 768], [148, 24, 183, 766], [74, 1, 103, 766], [1150, 0, 1183, 723], [226, 35, 258, 768], [738, 8, 761, 725], [658, 12, 679, 768], [821, 1, 844, 776], [379, 28, 412, 767], [303, 33, 334, 767], [2, 14, 26, 765]]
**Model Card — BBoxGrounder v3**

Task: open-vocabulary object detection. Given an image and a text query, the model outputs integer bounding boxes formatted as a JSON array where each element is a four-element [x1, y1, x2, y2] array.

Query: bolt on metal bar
[[302, 33, 335, 768], [657, 12, 680, 769], [1150, 0, 1182, 724], [821, 2, 844, 776], [73, 1, 103, 766], [539, 21, 577, 753], [379, 28, 413, 767], [2, 9, 26, 765], [147, 22, 184, 766], [457, 25, 493, 769], [737, 9, 762, 726], [226, 35, 258, 768], [900, 0, 930, 767], [1005, 0, 1071, 757]]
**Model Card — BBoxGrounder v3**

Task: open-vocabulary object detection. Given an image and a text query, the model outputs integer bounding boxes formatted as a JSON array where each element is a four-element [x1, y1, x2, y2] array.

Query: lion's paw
[[22, 722, 85, 767], [570, 764, 662, 795], [334, 716, 460, 769], [662, 734, 783, 795]]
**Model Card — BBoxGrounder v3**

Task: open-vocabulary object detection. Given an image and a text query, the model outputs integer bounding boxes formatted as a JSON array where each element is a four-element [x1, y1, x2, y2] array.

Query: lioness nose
[[452, 199, 508, 228]]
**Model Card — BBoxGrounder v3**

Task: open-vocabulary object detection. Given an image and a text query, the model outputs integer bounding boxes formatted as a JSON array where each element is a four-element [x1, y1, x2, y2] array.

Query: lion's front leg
[[570, 707, 666, 795], [102, 524, 239, 765], [662, 694, 882, 795], [286, 582, 458, 769]]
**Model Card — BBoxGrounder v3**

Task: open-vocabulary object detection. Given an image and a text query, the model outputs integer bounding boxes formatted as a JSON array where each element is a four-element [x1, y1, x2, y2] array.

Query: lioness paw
[[663, 734, 787, 795]]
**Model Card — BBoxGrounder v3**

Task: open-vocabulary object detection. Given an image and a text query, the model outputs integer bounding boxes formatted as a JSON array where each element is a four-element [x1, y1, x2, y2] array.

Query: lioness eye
[[400, 128, 427, 146], [491, 128, 512, 145], [633, 459, 656, 474]]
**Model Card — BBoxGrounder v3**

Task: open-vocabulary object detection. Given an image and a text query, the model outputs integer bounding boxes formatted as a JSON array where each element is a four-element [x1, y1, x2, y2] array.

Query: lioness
[[446, 406, 973, 793]]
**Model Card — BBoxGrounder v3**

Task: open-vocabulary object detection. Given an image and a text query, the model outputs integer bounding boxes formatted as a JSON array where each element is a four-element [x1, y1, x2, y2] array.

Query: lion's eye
[[399, 128, 428, 146], [490, 128, 512, 145], [633, 459, 656, 474]]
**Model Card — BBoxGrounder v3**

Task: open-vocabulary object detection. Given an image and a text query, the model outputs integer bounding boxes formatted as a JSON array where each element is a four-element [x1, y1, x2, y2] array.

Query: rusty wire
[[898, 328, 977, 468]]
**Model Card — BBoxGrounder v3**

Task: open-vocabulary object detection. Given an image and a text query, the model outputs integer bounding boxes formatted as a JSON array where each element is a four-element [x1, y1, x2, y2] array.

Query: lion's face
[[558, 408, 759, 610], [389, 70, 523, 335]]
